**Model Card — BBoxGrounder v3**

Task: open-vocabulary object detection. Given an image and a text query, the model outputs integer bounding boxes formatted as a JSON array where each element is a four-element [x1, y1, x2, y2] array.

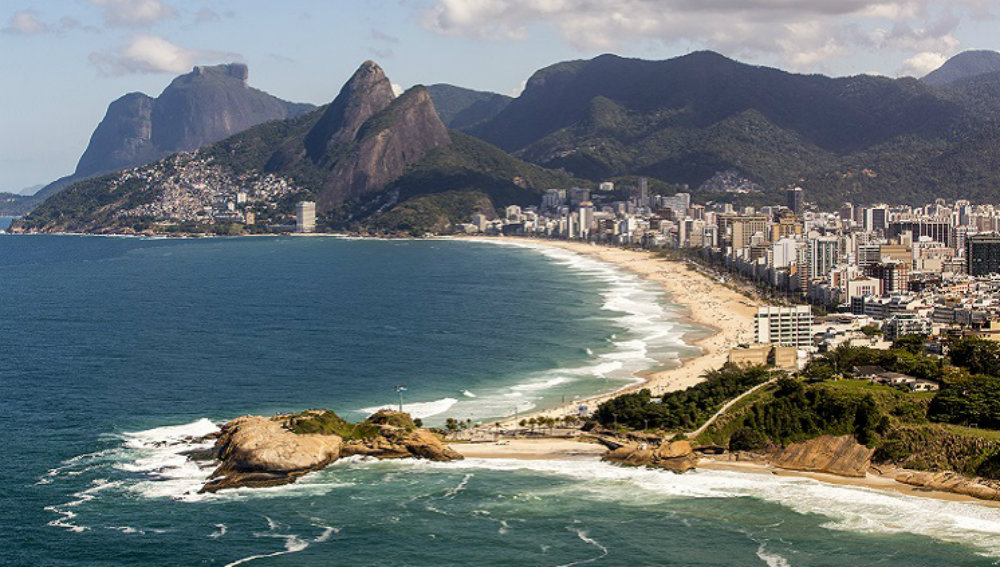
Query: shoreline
[[448, 438, 1000, 507], [456, 236, 757, 426]]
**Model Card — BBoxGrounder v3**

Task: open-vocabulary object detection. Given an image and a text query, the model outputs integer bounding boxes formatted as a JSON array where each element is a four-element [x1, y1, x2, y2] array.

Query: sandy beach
[[459, 236, 758, 426]]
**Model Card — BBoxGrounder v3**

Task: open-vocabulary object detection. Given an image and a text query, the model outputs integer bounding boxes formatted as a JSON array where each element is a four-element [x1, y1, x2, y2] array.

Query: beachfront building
[[755, 305, 813, 348], [296, 201, 316, 233]]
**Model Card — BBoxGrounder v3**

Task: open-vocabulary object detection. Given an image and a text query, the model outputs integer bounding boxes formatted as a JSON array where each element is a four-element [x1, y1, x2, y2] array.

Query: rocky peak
[[192, 62, 249, 85], [304, 60, 397, 160]]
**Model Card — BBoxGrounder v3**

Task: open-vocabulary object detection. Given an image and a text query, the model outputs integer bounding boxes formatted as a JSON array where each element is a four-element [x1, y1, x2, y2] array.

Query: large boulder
[[201, 415, 342, 492], [603, 439, 697, 473], [769, 435, 874, 478]]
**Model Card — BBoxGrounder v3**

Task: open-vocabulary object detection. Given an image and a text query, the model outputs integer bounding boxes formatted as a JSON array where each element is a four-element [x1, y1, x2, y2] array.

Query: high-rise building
[[809, 236, 840, 279], [637, 177, 649, 205], [296, 201, 316, 233], [864, 206, 888, 233], [578, 201, 595, 238], [864, 261, 909, 293], [786, 187, 804, 214], [755, 305, 813, 347], [966, 234, 1000, 276]]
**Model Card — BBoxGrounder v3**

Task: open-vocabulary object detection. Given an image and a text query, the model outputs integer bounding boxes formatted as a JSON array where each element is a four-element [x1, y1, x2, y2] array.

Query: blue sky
[[1, 0, 998, 191]]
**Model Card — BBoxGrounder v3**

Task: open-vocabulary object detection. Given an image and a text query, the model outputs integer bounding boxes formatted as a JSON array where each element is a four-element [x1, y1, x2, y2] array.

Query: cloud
[[91, 0, 176, 27], [194, 7, 221, 23], [900, 50, 948, 75], [421, 0, 979, 73], [89, 34, 238, 75], [3, 10, 49, 34], [391, 83, 405, 96], [371, 28, 399, 43], [369, 47, 395, 60]]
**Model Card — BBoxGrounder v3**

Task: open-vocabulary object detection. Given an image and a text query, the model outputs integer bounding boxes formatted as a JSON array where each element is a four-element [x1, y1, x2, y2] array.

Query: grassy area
[[284, 410, 380, 440]]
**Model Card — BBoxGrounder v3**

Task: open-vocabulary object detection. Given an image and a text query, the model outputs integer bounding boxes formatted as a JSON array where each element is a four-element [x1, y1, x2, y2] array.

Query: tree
[[892, 333, 928, 355], [928, 374, 1000, 429], [860, 324, 882, 337], [949, 337, 1000, 376]]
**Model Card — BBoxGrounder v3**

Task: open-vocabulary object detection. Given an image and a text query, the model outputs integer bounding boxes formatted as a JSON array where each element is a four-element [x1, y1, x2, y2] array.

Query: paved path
[[688, 378, 776, 438]]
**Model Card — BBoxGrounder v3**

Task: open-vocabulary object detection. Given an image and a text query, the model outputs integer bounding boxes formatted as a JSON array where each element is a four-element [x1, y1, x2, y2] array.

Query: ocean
[[2, 233, 999, 566]]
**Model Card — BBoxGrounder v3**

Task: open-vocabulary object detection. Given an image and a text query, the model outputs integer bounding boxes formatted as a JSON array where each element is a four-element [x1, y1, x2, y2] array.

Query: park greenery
[[594, 364, 774, 431], [592, 335, 1000, 479]]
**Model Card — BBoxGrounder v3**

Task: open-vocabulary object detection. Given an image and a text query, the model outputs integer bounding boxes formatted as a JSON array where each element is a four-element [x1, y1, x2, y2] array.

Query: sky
[[1, 0, 998, 192]]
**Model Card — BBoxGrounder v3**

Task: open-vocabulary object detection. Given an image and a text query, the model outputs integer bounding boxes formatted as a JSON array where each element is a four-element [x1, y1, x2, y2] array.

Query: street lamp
[[394, 384, 407, 412]]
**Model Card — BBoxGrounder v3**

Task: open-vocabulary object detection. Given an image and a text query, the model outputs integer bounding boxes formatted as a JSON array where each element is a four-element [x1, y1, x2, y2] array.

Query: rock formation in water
[[603, 439, 698, 473], [199, 409, 460, 493]]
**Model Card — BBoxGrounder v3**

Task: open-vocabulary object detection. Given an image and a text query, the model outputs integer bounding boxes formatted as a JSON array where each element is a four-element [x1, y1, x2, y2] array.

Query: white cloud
[[421, 0, 979, 73], [900, 50, 948, 76], [89, 34, 237, 75], [91, 0, 176, 27], [391, 82, 405, 96], [3, 10, 49, 34]]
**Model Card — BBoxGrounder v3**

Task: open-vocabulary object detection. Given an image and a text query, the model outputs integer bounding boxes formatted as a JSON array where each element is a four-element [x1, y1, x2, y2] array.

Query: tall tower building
[[786, 187, 804, 214], [296, 201, 316, 233], [967, 234, 1000, 276]]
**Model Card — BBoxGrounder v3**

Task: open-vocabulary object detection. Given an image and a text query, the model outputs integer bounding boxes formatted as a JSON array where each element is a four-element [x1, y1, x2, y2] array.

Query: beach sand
[[450, 438, 608, 460], [459, 236, 758, 426]]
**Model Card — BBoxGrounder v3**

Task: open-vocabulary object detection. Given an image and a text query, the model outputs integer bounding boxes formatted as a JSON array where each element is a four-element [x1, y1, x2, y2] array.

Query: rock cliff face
[[74, 92, 157, 179], [768, 435, 874, 478], [270, 61, 452, 211], [316, 87, 451, 210], [34, 63, 313, 203], [603, 440, 698, 473], [199, 409, 460, 493]]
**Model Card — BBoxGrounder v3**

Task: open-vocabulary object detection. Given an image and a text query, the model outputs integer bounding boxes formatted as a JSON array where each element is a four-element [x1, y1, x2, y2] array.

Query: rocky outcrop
[[201, 415, 343, 492], [893, 470, 1000, 501], [344, 426, 463, 461], [199, 409, 460, 493], [603, 440, 698, 473], [769, 435, 874, 478]]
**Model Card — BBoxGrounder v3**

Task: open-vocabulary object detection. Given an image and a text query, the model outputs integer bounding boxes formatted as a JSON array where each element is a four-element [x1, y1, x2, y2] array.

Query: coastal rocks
[[893, 470, 1000, 501], [603, 440, 698, 473], [201, 415, 343, 493], [199, 409, 461, 493], [344, 427, 462, 461], [769, 435, 874, 478]]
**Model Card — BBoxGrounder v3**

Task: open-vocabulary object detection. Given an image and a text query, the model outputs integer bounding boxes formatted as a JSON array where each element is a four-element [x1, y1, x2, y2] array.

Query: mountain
[[13, 61, 570, 235], [205, 60, 452, 211], [465, 51, 1000, 206], [922, 50, 1000, 86], [426, 84, 511, 129], [31, 63, 314, 204]]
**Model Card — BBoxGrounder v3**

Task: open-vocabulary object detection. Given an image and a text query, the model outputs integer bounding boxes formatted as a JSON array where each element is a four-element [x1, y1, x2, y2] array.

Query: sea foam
[[411, 457, 1000, 557]]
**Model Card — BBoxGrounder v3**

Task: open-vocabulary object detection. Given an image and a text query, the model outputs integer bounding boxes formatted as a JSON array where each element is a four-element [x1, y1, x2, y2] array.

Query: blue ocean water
[[2, 234, 999, 566]]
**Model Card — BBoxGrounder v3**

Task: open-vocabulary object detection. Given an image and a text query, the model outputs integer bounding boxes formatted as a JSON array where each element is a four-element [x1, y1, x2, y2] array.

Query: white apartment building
[[296, 201, 316, 233], [755, 305, 814, 347]]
